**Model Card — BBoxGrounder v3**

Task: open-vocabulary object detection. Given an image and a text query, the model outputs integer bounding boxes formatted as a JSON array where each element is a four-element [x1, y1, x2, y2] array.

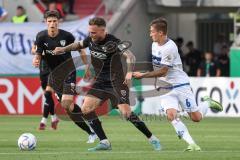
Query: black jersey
[[82, 34, 125, 86], [35, 29, 75, 71]]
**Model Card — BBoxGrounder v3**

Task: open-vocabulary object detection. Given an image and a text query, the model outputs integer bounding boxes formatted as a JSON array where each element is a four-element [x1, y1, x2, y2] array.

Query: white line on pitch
[[0, 151, 240, 155]]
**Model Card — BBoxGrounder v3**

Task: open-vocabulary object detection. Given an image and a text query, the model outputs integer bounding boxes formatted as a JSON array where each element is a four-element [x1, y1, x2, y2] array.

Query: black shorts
[[87, 81, 130, 107], [40, 72, 49, 90], [48, 70, 76, 95]]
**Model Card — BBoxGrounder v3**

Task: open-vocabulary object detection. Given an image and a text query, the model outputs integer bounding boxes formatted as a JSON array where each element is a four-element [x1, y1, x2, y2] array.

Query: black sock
[[66, 104, 93, 135], [43, 91, 54, 118], [49, 96, 55, 116], [127, 112, 152, 138], [86, 113, 107, 141], [81, 109, 108, 141], [49, 105, 55, 116], [43, 105, 49, 118], [69, 104, 108, 141]]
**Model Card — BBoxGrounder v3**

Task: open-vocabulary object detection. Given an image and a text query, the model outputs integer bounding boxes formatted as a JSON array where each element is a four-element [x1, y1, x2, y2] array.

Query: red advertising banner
[[0, 77, 109, 115]]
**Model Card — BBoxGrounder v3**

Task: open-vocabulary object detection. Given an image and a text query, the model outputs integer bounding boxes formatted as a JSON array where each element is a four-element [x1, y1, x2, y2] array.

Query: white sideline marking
[[0, 151, 239, 155]]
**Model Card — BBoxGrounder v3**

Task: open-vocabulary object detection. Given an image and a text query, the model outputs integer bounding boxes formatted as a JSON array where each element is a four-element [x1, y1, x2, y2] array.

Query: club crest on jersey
[[60, 40, 66, 46], [165, 55, 172, 62], [120, 90, 126, 96]]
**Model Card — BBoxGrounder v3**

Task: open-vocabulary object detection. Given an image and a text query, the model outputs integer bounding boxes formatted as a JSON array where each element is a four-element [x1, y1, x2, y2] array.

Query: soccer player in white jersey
[[133, 17, 223, 151]]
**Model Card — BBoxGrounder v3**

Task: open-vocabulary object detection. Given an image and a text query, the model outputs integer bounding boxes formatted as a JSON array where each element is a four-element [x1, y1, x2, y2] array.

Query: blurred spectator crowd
[[39, 0, 76, 21], [175, 33, 230, 77], [0, 0, 76, 23]]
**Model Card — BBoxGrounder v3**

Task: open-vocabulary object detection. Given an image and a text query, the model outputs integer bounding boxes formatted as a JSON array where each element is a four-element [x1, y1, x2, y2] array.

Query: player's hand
[[132, 72, 145, 79], [32, 55, 41, 67], [123, 72, 132, 86], [53, 47, 64, 55]]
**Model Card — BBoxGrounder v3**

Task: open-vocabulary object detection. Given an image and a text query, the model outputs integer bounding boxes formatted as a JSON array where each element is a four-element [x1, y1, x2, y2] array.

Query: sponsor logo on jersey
[[90, 51, 107, 60], [45, 50, 54, 55], [44, 43, 48, 47], [152, 55, 161, 66]]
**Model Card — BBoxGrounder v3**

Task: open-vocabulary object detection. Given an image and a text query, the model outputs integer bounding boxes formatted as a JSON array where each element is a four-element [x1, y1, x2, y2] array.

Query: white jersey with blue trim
[[152, 39, 189, 85]]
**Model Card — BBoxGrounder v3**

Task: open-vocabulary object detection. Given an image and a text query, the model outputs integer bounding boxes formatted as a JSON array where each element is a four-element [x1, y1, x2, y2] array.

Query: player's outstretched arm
[[122, 50, 136, 85], [79, 49, 88, 65], [53, 41, 83, 55], [133, 66, 169, 79]]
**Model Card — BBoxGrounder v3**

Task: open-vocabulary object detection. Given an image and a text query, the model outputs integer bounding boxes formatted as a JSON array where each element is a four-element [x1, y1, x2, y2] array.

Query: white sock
[[148, 135, 159, 142], [171, 119, 195, 145], [51, 114, 57, 122], [198, 101, 209, 118], [100, 139, 110, 145], [41, 117, 47, 124]]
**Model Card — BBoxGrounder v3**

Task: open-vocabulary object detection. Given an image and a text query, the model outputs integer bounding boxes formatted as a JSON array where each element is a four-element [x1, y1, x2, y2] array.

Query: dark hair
[[44, 10, 60, 19], [186, 41, 193, 47], [89, 17, 106, 27], [150, 17, 168, 34], [175, 37, 184, 44], [17, 5, 24, 10]]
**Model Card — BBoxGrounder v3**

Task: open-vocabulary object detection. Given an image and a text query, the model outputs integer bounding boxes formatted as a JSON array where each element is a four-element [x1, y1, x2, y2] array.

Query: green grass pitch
[[0, 115, 240, 160]]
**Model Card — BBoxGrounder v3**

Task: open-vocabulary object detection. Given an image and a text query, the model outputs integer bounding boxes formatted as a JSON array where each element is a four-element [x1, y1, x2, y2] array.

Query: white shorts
[[159, 85, 199, 113]]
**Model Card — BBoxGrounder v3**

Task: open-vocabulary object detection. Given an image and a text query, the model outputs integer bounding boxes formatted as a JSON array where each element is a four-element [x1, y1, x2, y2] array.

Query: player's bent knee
[[61, 100, 73, 110], [81, 106, 92, 114], [189, 112, 202, 122], [167, 113, 175, 121], [167, 115, 174, 121], [191, 116, 202, 122], [166, 109, 177, 122], [118, 105, 131, 119], [121, 111, 130, 119]]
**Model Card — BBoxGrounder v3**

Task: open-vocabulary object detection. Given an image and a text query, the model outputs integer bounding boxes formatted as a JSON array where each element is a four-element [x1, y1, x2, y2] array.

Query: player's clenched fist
[[132, 72, 145, 79], [32, 55, 41, 67]]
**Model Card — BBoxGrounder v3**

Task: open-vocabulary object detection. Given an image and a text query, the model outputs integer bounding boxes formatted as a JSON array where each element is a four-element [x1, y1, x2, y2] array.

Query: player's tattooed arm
[[122, 50, 136, 85], [122, 50, 136, 72], [133, 66, 169, 79], [53, 41, 84, 55], [78, 49, 91, 79], [78, 48, 88, 65]]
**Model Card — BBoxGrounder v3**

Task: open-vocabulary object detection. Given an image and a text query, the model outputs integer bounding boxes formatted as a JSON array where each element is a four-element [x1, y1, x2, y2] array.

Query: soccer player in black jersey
[[32, 10, 108, 144], [32, 44, 58, 130], [53, 17, 161, 151]]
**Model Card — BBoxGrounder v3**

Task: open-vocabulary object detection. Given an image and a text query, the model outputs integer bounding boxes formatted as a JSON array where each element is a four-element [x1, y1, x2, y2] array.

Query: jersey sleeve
[[35, 32, 44, 55], [160, 48, 174, 67], [67, 33, 75, 44], [82, 36, 90, 48], [109, 35, 127, 54]]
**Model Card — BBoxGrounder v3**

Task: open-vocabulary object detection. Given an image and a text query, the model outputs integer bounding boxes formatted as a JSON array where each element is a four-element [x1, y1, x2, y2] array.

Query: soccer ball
[[17, 133, 37, 151]]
